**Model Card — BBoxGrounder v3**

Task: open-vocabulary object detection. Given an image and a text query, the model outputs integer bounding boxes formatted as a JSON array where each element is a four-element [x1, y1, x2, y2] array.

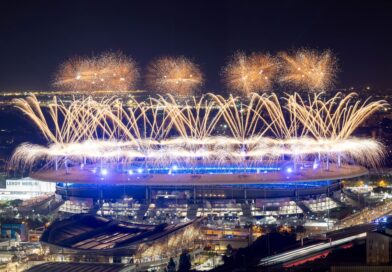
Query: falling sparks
[[279, 49, 337, 91], [54, 51, 139, 93], [10, 92, 387, 171], [223, 52, 278, 95], [146, 56, 203, 95]]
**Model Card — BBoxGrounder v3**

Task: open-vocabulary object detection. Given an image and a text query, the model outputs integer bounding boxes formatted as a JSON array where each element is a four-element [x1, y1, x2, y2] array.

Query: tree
[[295, 225, 306, 233], [178, 251, 191, 272], [10, 199, 23, 207], [225, 244, 233, 257], [223, 244, 234, 265], [167, 257, 176, 272]]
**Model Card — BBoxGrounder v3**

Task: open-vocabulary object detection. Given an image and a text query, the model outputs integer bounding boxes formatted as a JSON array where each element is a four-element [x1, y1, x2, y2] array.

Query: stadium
[[30, 163, 367, 201], [4, 51, 387, 230], [7, 52, 388, 265]]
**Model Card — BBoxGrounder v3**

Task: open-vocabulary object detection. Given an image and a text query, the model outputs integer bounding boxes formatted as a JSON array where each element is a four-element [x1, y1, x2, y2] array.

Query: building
[[0, 177, 55, 201], [1, 223, 28, 241], [40, 214, 202, 265], [26, 262, 132, 272], [367, 224, 392, 265], [201, 226, 252, 252]]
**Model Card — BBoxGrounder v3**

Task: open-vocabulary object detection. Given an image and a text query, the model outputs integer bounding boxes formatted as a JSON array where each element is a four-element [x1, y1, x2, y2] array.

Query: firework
[[223, 52, 278, 94], [146, 56, 203, 95], [54, 51, 139, 92], [11, 137, 384, 171], [10, 92, 387, 171], [279, 49, 337, 91]]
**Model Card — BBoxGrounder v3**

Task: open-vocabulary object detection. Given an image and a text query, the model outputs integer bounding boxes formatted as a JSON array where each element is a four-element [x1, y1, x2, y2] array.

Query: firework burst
[[54, 51, 139, 93], [146, 56, 203, 95], [279, 49, 337, 91], [223, 52, 278, 95], [10, 92, 387, 171]]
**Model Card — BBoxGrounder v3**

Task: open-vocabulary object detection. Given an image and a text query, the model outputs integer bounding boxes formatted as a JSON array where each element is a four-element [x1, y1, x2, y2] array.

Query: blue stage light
[[313, 163, 318, 170]]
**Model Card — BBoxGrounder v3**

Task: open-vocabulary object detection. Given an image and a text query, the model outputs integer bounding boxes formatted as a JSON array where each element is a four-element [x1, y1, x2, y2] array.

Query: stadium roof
[[32, 163, 368, 186], [26, 262, 127, 272], [41, 214, 196, 252]]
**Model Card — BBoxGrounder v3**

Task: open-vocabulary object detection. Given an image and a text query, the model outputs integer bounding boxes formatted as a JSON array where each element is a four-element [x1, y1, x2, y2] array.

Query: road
[[258, 232, 366, 266], [258, 223, 376, 267], [335, 199, 392, 229]]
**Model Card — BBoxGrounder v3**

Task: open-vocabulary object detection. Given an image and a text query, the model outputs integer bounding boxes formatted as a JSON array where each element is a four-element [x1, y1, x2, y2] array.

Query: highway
[[257, 210, 387, 268], [335, 199, 392, 228], [258, 232, 367, 266]]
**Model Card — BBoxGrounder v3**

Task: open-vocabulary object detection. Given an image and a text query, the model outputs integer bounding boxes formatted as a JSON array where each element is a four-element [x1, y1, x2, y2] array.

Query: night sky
[[0, 0, 391, 91]]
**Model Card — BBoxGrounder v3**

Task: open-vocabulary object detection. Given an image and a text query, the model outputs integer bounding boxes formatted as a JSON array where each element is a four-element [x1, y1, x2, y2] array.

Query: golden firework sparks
[[146, 56, 203, 95], [223, 52, 278, 95], [54, 51, 139, 93], [279, 49, 337, 91], [10, 92, 387, 170]]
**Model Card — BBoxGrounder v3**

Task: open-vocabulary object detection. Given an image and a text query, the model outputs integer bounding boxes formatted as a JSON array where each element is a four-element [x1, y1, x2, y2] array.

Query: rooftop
[[41, 214, 196, 251], [26, 262, 127, 272], [31, 163, 368, 186]]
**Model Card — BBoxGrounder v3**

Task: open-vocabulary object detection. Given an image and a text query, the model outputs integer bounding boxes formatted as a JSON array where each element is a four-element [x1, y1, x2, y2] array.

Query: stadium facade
[[31, 163, 367, 202]]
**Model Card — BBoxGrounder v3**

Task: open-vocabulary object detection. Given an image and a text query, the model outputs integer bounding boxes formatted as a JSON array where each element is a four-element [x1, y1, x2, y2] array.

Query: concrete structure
[[28, 163, 368, 204], [41, 214, 202, 264], [367, 225, 392, 265], [0, 177, 55, 200], [26, 262, 132, 272]]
